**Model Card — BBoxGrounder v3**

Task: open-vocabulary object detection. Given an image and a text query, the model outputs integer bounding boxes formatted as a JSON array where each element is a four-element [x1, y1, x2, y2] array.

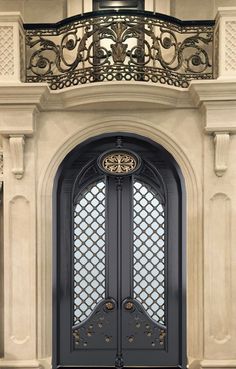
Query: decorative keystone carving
[[214, 132, 230, 177], [9, 135, 25, 179]]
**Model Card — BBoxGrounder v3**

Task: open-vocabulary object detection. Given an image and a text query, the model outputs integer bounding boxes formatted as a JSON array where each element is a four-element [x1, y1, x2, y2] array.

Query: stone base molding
[[0, 360, 41, 368], [200, 360, 236, 369]]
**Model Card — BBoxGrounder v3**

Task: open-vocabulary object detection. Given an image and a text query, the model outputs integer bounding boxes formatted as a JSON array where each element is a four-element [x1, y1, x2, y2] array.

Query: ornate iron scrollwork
[[25, 11, 214, 90]]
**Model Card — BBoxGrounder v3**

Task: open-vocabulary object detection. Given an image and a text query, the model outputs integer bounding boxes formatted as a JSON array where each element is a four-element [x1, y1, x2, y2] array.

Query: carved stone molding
[[214, 132, 230, 177], [201, 360, 236, 369], [9, 135, 25, 179]]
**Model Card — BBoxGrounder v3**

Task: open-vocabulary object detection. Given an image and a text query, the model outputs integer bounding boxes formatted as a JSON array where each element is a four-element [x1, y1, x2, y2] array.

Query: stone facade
[[0, 2, 236, 369]]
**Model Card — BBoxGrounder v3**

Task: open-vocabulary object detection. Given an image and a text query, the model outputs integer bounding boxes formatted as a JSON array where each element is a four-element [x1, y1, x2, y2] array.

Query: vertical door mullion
[[120, 176, 134, 301], [106, 176, 118, 300], [116, 177, 123, 367]]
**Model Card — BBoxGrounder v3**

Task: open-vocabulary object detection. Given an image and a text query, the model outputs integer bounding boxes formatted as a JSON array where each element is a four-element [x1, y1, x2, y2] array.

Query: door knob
[[124, 300, 134, 310], [105, 300, 115, 310]]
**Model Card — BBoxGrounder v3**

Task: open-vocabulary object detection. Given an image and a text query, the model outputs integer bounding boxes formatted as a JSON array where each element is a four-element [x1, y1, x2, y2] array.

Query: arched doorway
[[53, 133, 186, 369]]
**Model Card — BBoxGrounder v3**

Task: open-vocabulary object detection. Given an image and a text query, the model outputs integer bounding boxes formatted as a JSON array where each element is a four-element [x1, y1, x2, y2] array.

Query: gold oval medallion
[[100, 151, 139, 175]]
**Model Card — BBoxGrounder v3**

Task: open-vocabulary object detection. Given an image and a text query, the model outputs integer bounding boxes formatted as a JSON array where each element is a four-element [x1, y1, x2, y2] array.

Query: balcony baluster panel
[[25, 11, 214, 90]]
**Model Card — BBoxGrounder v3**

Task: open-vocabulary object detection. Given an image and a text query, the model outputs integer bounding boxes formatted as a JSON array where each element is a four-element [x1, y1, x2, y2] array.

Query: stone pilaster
[[0, 85, 49, 369], [190, 80, 236, 369]]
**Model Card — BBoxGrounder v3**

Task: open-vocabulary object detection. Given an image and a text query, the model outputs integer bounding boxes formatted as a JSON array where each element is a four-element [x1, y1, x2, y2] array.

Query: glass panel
[[133, 180, 165, 324], [73, 180, 106, 325]]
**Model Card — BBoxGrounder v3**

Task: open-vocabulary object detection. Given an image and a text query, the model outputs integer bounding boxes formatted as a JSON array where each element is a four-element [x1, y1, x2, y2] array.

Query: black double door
[[54, 135, 185, 369]]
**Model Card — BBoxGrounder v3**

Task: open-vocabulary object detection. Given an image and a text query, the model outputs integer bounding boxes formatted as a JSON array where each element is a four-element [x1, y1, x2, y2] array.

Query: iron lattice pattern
[[133, 180, 165, 324], [73, 180, 106, 324], [25, 12, 214, 90]]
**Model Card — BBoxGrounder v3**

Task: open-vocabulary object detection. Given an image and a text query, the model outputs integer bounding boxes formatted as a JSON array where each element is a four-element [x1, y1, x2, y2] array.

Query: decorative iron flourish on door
[[54, 135, 186, 369]]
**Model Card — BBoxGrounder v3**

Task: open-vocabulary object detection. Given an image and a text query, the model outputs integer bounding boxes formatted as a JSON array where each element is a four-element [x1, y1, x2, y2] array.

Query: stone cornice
[[189, 80, 236, 134], [49, 82, 194, 110], [1, 80, 236, 112], [0, 12, 24, 25], [0, 84, 50, 109], [0, 82, 193, 111], [215, 7, 236, 23], [189, 79, 236, 106], [0, 80, 235, 109]]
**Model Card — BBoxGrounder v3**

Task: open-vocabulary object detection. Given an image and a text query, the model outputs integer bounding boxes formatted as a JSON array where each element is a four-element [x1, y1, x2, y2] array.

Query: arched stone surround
[[36, 117, 203, 368], [0, 79, 235, 369]]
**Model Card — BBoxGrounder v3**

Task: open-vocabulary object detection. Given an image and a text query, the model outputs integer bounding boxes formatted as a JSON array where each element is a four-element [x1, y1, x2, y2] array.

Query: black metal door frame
[[53, 133, 186, 369]]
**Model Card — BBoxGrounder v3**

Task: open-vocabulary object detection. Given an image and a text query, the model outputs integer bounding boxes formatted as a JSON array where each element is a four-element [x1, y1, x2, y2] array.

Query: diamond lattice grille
[[73, 180, 106, 324], [133, 180, 165, 324], [0, 26, 14, 76]]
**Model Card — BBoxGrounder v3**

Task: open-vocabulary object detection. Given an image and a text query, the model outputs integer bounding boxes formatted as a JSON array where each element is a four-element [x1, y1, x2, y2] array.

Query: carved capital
[[214, 132, 230, 177], [9, 135, 25, 179]]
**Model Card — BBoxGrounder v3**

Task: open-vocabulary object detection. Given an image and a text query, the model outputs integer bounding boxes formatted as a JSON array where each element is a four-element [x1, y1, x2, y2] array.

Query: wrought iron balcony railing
[[24, 10, 215, 90]]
